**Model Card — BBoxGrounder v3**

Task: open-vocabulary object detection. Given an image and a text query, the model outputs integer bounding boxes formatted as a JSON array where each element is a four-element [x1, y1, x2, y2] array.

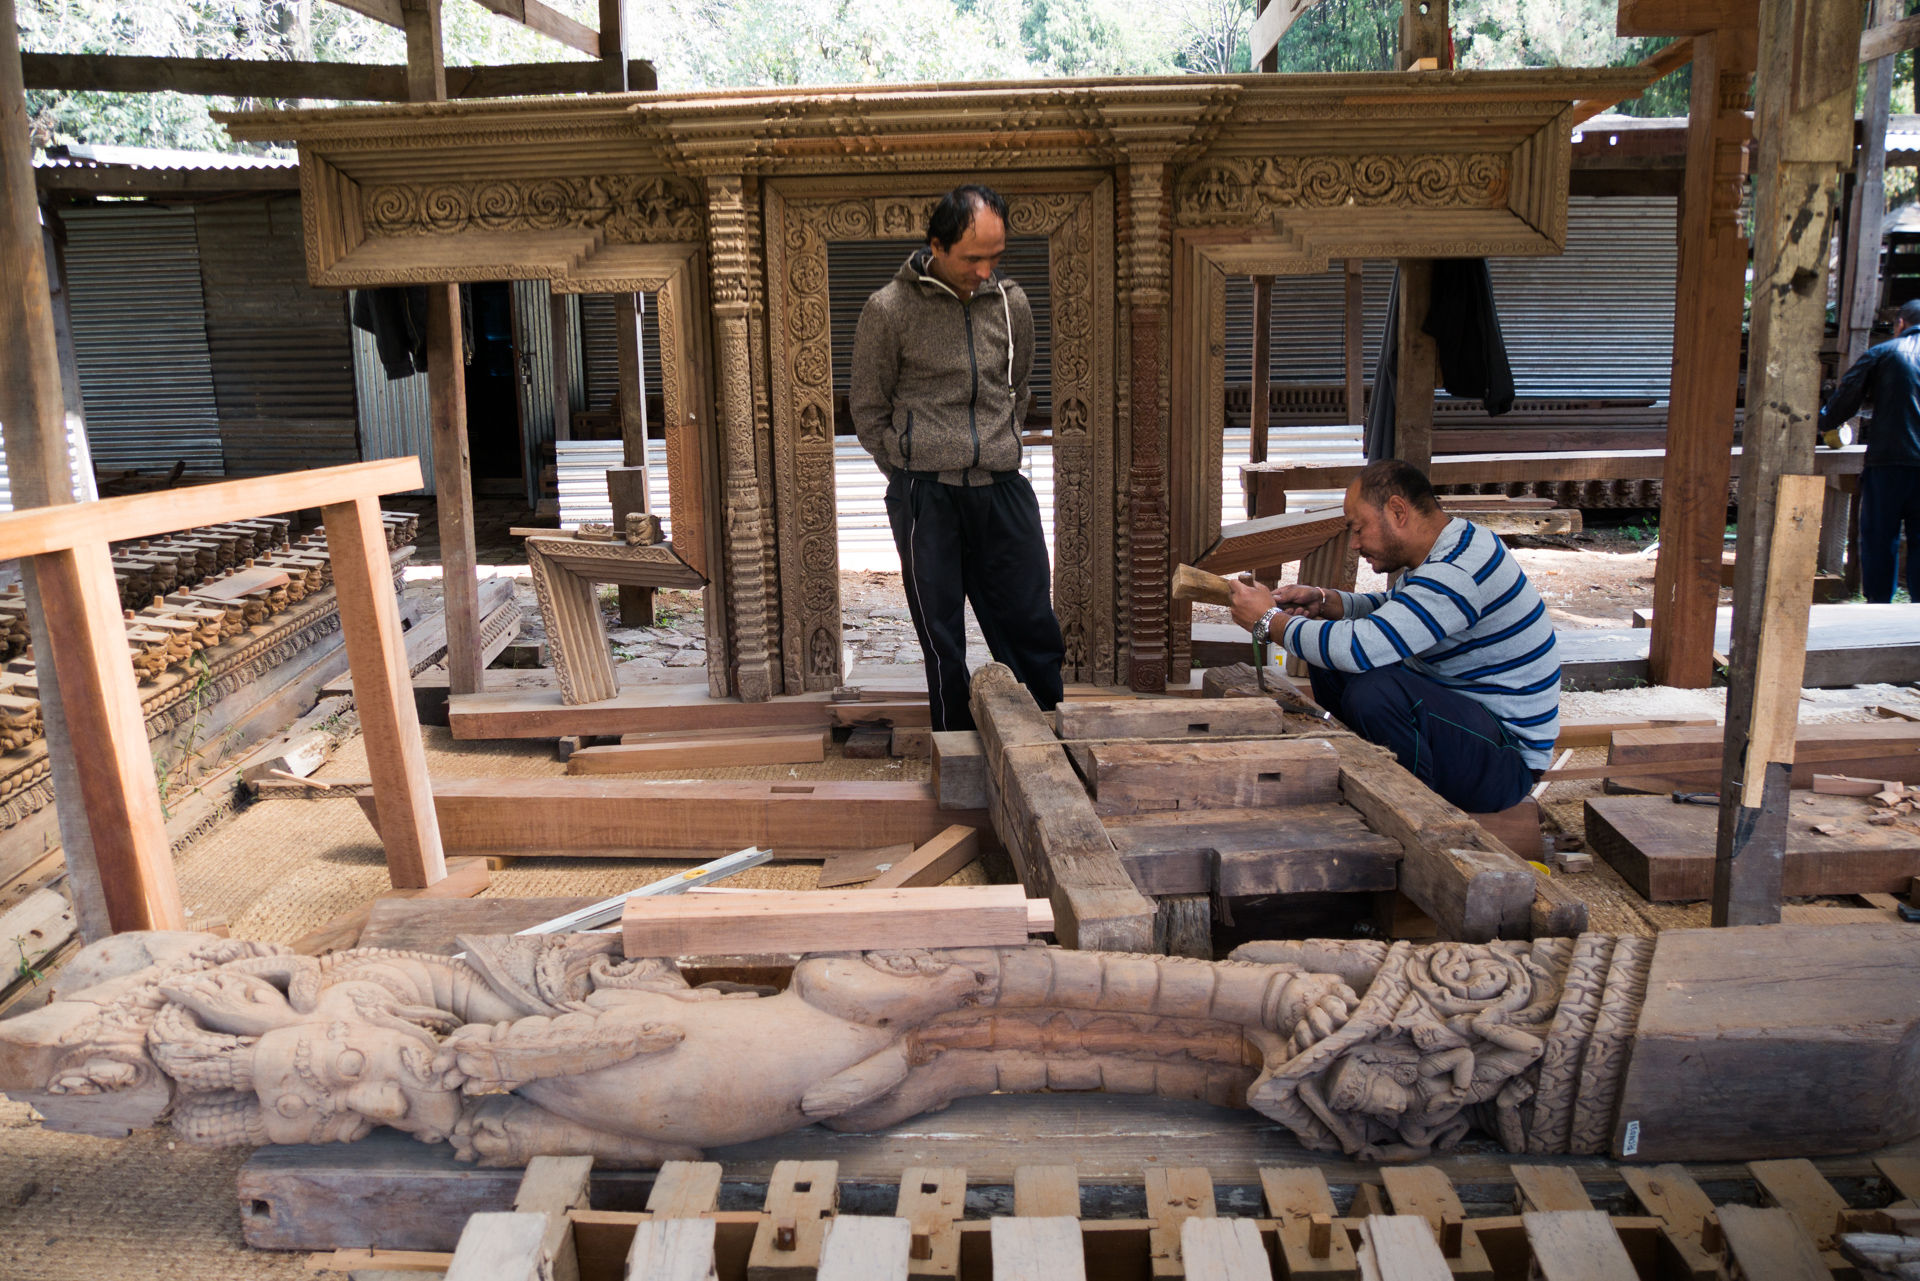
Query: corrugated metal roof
[[60, 205, 224, 475], [580, 292, 662, 412], [37, 144, 296, 171]]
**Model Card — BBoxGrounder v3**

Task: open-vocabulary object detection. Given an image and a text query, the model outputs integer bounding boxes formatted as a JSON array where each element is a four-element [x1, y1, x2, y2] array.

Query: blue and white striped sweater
[[1279, 518, 1561, 768]]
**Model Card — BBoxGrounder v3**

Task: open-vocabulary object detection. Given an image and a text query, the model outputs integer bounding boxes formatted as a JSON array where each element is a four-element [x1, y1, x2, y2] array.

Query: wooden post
[[1394, 259, 1436, 471], [323, 495, 448, 890], [1398, 0, 1451, 69], [1256, 0, 1279, 70], [1124, 161, 1172, 692], [550, 292, 573, 442], [1844, 0, 1895, 367], [1344, 259, 1365, 425], [1247, 276, 1272, 516], [597, 0, 628, 92], [614, 292, 653, 626], [1648, 29, 1757, 689], [1713, 0, 1859, 927], [31, 545, 184, 930], [427, 283, 484, 695], [398, 0, 445, 103], [1, 0, 115, 938]]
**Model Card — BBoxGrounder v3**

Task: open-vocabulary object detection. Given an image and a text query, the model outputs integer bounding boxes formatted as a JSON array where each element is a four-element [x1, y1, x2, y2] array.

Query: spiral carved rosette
[[1176, 153, 1511, 226], [363, 175, 705, 243]]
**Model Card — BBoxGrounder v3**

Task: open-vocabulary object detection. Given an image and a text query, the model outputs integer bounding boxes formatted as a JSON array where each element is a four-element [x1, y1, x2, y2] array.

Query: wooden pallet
[[302, 1152, 1920, 1280]]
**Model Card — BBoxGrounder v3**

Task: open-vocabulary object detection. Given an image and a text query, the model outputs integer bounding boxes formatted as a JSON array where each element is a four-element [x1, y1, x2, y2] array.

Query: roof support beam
[[322, 0, 601, 59], [21, 52, 651, 100]]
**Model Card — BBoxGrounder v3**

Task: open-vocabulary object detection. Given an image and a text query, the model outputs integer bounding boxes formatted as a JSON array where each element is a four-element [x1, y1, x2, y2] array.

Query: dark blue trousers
[[885, 470, 1065, 733], [1308, 665, 1536, 813], [1860, 465, 1920, 603]]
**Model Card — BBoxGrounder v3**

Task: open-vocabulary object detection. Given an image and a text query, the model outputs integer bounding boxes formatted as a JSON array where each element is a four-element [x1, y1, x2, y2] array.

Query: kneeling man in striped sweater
[[1228, 458, 1560, 815]]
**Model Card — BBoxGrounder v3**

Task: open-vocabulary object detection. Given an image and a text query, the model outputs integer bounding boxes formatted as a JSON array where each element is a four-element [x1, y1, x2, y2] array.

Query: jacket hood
[[897, 250, 1005, 302]]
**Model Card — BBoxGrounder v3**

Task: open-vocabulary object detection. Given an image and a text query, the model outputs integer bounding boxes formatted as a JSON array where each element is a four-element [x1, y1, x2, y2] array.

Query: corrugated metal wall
[[1222, 198, 1678, 402], [826, 239, 1054, 418], [1487, 197, 1676, 398], [351, 310, 434, 495], [579, 293, 661, 413], [1224, 262, 1395, 386], [61, 206, 223, 475], [512, 279, 556, 507], [195, 197, 359, 475]]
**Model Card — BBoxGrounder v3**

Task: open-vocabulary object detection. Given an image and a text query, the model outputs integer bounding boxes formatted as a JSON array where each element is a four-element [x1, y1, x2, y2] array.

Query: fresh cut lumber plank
[[866, 825, 980, 889], [356, 779, 994, 859], [446, 686, 840, 740], [565, 728, 828, 774], [1605, 722, 1920, 792], [1194, 506, 1348, 576], [1552, 717, 1715, 750], [969, 663, 1156, 953], [622, 884, 1046, 956], [1585, 793, 1920, 901]]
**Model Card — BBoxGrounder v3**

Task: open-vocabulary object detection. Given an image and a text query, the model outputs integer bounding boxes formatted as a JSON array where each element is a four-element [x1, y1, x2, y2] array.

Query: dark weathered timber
[[1055, 698, 1285, 740], [1585, 793, 1920, 901], [970, 664, 1156, 952], [1613, 924, 1920, 1161], [1088, 738, 1341, 817], [1103, 802, 1402, 896]]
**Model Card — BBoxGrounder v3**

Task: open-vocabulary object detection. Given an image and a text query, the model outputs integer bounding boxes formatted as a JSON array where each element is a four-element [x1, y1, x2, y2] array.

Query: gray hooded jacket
[[849, 250, 1035, 487]]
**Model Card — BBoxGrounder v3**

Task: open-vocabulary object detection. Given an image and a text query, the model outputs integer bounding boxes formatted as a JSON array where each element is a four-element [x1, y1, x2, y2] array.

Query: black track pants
[[885, 470, 1065, 732]]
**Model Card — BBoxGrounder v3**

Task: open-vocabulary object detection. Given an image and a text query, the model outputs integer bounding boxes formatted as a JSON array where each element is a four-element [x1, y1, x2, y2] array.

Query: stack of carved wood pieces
[[302, 1153, 1920, 1281], [106, 516, 293, 611], [1584, 720, 1920, 906]]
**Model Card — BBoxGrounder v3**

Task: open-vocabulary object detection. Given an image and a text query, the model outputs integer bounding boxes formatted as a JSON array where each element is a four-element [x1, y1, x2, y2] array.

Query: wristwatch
[[1254, 605, 1284, 642]]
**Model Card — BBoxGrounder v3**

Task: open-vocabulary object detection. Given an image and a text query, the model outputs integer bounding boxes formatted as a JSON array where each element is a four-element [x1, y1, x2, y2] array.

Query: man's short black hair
[[927, 185, 1009, 249], [1900, 298, 1920, 330], [1354, 458, 1442, 514]]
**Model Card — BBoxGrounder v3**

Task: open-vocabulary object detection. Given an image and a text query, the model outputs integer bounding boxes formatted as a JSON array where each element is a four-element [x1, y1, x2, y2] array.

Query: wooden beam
[[1393, 260, 1436, 470], [613, 292, 653, 629], [1194, 508, 1346, 576], [550, 292, 574, 442], [1, 2, 109, 940], [1397, 0, 1452, 68], [1649, 29, 1756, 689], [425, 283, 483, 695], [1845, 0, 1897, 367], [597, 0, 629, 91], [865, 825, 980, 889], [1055, 699, 1285, 739], [1617, 0, 1758, 36], [1569, 37, 1696, 124], [970, 663, 1156, 952], [1086, 738, 1340, 816], [469, 0, 599, 55], [448, 686, 839, 739], [400, 0, 446, 102], [327, 0, 406, 29], [356, 777, 995, 858], [1716, 473, 1830, 924], [1344, 259, 1365, 425], [1248, 276, 1273, 514], [623, 885, 1042, 957], [1860, 10, 1920, 59], [565, 729, 828, 773], [326, 496, 448, 890], [1249, 0, 1327, 67], [18, 53, 653, 101], [32, 545, 184, 931]]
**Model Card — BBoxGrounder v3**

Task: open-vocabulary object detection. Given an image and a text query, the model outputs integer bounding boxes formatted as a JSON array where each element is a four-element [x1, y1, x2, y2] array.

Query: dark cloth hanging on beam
[[1364, 259, 1516, 462], [351, 284, 478, 380]]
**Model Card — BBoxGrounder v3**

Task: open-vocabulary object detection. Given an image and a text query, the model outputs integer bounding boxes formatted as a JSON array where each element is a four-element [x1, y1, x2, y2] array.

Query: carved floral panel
[[1176, 154, 1511, 227], [363, 175, 705, 243]]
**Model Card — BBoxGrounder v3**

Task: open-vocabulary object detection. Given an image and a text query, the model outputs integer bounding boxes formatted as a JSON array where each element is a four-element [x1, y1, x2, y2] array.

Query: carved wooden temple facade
[[223, 70, 1642, 697]]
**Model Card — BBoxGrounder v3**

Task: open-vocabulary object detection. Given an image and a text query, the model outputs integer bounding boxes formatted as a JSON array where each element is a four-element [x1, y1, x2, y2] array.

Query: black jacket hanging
[[1366, 259, 1516, 462], [351, 286, 430, 380]]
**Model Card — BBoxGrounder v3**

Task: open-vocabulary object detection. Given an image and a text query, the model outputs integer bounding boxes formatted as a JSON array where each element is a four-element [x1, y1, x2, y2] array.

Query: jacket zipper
[[901, 410, 913, 463], [963, 301, 981, 470]]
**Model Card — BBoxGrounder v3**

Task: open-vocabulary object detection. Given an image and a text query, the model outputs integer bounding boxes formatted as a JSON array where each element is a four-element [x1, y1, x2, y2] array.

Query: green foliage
[[23, 0, 1703, 151]]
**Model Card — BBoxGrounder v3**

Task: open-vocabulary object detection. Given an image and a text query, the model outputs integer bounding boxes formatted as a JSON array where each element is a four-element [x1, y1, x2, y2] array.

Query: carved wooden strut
[[9, 925, 1903, 1169]]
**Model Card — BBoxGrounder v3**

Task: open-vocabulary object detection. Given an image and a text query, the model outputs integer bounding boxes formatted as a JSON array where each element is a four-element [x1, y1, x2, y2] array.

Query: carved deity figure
[[0, 927, 1900, 1169]]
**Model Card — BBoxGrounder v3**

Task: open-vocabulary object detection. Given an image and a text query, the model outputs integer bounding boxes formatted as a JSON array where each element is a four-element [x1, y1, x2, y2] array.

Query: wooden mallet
[[1171, 563, 1236, 606]]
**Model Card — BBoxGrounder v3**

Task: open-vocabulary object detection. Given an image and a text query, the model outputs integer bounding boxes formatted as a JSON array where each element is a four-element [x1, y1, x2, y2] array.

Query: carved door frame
[[553, 242, 732, 697], [761, 173, 1118, 691]]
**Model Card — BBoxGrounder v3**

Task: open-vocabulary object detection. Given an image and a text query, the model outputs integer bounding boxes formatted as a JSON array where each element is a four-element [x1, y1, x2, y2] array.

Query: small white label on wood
[[1622, 1120, 1640, 1156]]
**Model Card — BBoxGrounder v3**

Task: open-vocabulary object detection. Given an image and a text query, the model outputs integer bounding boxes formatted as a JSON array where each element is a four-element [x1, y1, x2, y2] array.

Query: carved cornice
[[1175, 153, 1510, 227], [363, 175, 704, 243]]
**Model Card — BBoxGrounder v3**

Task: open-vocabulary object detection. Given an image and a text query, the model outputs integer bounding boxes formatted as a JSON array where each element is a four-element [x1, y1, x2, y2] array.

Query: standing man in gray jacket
[[851, 184, 1065, 731]]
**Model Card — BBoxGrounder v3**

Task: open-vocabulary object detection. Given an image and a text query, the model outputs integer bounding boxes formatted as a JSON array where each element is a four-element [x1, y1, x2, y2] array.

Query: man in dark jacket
[[850, 184, 1065, 731], [1821, 296, 1920, 602]]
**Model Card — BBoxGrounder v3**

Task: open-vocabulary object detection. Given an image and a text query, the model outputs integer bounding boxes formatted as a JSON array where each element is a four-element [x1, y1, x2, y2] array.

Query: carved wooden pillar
[[1648, 29, 1756, 690], [1123, 162, 1173, 693], [704, 173, 780, 702]]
